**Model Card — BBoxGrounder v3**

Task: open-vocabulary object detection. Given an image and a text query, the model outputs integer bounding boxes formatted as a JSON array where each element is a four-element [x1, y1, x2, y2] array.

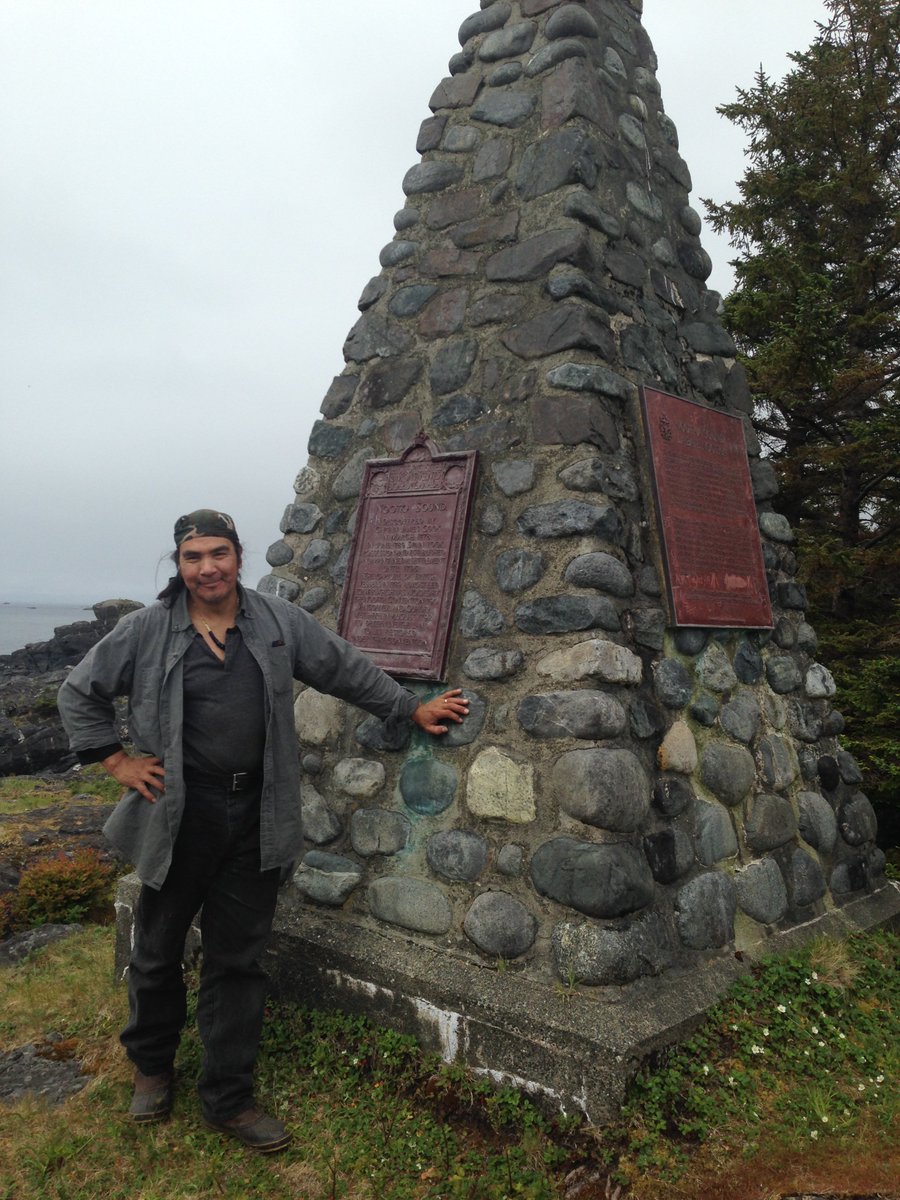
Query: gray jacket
[[57, 587, 419, 888]]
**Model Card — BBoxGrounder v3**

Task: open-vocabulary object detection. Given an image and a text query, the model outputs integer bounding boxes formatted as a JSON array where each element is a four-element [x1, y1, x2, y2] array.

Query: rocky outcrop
[[0, 600, 141, 776]]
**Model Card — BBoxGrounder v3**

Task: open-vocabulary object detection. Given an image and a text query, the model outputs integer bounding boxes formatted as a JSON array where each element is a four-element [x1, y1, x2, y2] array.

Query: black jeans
[[120, 781, 281, 1121]]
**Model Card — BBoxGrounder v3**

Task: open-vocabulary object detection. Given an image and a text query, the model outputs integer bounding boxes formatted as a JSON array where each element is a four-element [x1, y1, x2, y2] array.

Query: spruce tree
[[705, 0, 900, 821]]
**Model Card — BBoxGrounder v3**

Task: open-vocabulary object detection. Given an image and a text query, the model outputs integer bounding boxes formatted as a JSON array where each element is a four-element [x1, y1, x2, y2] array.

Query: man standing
[[57, 509, 468, 1153]]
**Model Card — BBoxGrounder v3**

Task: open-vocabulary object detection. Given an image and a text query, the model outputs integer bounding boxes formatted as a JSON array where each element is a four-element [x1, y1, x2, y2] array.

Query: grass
[[0, 765, 123, 814], [0, 925, 897, 1200]]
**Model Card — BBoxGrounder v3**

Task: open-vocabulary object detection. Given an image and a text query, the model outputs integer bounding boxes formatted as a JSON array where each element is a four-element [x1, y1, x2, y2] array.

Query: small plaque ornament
[[338, 435, 478, 679]]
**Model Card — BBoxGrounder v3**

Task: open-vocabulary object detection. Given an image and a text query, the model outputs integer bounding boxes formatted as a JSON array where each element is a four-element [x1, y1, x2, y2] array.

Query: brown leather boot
[[129, 1069, 174, 1123]]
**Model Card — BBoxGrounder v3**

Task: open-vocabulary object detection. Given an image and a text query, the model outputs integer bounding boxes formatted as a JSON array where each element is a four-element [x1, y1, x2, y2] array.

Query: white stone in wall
[[805, 663, 837, 699], [467, 747, 536, 823], [294, 689, 346, 746], [535, 638, 642, 685], [657, 721, 698, 774], [333, 758, 386, 798]]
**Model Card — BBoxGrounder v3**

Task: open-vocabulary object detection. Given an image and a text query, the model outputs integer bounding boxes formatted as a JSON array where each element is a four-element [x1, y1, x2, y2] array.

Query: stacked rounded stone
[[254, 0, 890, 997]]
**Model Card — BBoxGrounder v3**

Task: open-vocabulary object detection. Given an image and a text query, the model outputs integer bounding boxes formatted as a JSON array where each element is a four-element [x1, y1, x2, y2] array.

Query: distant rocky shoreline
[[0, 599, 141, 776]]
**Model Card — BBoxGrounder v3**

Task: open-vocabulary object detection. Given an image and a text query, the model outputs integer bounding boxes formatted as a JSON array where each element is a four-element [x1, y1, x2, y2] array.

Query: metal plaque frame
[[640, 386, 773, 629], [337, 435, 479, 680]]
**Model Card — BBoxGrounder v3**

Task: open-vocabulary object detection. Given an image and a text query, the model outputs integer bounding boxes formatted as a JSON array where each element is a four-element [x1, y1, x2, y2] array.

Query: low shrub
[[5, 848, 115, 933]]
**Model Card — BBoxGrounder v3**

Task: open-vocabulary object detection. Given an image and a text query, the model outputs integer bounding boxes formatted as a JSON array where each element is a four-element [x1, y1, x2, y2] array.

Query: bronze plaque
[[337, 436, 478, 679], [640, 387, 773, 628]]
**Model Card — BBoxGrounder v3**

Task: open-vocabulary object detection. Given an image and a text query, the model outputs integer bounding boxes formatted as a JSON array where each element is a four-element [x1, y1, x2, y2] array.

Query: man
[[57, 509, 468, 1153]]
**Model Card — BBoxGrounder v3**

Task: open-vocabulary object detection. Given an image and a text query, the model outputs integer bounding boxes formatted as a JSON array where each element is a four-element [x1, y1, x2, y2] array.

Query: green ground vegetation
[[0, 924, 896, 1200]]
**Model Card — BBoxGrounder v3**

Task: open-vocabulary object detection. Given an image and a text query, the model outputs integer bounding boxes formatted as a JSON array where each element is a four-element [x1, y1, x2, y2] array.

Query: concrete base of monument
[[112, 876, 900, 1124]]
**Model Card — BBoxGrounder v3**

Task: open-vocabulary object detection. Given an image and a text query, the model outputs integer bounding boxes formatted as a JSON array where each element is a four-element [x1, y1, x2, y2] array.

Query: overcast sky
[[0, 0, 828, 605]]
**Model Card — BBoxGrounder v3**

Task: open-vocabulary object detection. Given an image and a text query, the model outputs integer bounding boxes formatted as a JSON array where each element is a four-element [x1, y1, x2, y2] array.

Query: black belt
[[183, 768, 261, 793]]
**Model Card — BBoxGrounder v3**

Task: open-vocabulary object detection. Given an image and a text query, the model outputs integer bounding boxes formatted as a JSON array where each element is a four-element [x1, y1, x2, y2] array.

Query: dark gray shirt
[[182, 629, 265, 776]]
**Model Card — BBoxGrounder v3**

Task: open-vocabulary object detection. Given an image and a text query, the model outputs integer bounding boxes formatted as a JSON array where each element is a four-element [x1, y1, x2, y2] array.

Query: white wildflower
[[751, 1045, 765, 1055], [777, 1004, 787, 1014]]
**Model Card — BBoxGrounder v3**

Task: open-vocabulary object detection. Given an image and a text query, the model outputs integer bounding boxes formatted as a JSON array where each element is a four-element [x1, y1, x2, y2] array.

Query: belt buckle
[[230, 772, 249, 792]]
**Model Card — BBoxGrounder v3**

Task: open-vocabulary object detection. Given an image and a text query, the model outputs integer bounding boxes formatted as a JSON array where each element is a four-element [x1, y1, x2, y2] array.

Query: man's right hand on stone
[[102, 750, 165, 802]]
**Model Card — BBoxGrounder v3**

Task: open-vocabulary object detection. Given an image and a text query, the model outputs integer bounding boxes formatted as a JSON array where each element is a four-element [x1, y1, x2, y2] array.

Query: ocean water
[[0, 603, 95, 656]]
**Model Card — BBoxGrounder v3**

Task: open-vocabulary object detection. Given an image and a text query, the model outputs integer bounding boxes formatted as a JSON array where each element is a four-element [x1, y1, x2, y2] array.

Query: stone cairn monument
[[118, 0, 900, 1120]]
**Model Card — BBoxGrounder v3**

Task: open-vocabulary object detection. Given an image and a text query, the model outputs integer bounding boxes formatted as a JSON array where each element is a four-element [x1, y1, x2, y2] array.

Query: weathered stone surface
[[487, 229, 590, 282], [797, 791, 838, 853], [657, 721, 698, 774], [546, 361, 632, 400], [719, 692, 761, 745], [492, 460, 537, 497], [694, 801, 738, 866], [765, 655, 802, 694], [653, 659, 692, 709], [463, 892, 537, 958], [478, 20, 536, 61], [551, 748, 650, 831], [300, 784, 342, 846], [427, 830, 488, 882], [354, 714, 413, 754], [546, 3, 600, 38], [399, 757, 458, 816], [564, 552, 634, 597], [257, 574, 301, 603], [333, 758, 385, 799], [553, 913, 673, 986], [630, 697, 664, 740], [418, 288, 469, 338], [429, 71, 484, 113], [467, 747, 536, 823], [427, 188, 482, 229], [257, 575, 302, 603], [478, 503, 505, 535], [308, 420, 353, 459], [402, 161, 465, 196], [497, 844, 524, 876], [379, 240, 418, 268], [463, 647, 525, 681], [281, 503, 323, 535], [734, 640, 764, 684], [495, 548, 545, 593], [430, 337, 478, 395], [515, 595, 620, 635], [536, 638, 642, 686], [653, 775, 693, 817], [838, 751, 865, 784], [503, 305, 615, 361], [344, 313, 414, 362], [518, 691, 626, 740], [838, 792, 878, 846], [441, 690, 487, 748], [700, 743, 756, 806], [487, 61, 524, 86], [300, 539, 330, 570], [744, 793, 798, 851], [458, 2, 511, 44], [631, 608, 666, 652], [758, 735, 800, 792], [433, 394, 488, 427], [676, 873, 737, 950], [831, 848, 886, 895], [320, 374, 358, 419], [530, 396, 619, 451], [643, 829, 694, 884], [368, 878, 452, 935], [805, 663, 837, 699], [473, 136, 514, 181], [390, 284, 439, 318], [516, 128, 599, 200], [294, 852, 363, 906], [460, 589, 505, 637], [759, 512, 794, 543], [787, 848, 827, 908], [472, 90, 537, 128], [696, 644, 737, 694], [517, 499, 622, 541], [735, 858, 788, 925], [266, 540, 294, 568], [777, 582, 808, 610], [531, 838, 654, 917], [332, 447, 374, 501], [295, 691, 345, 746], [350, 809, 411, 857]]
